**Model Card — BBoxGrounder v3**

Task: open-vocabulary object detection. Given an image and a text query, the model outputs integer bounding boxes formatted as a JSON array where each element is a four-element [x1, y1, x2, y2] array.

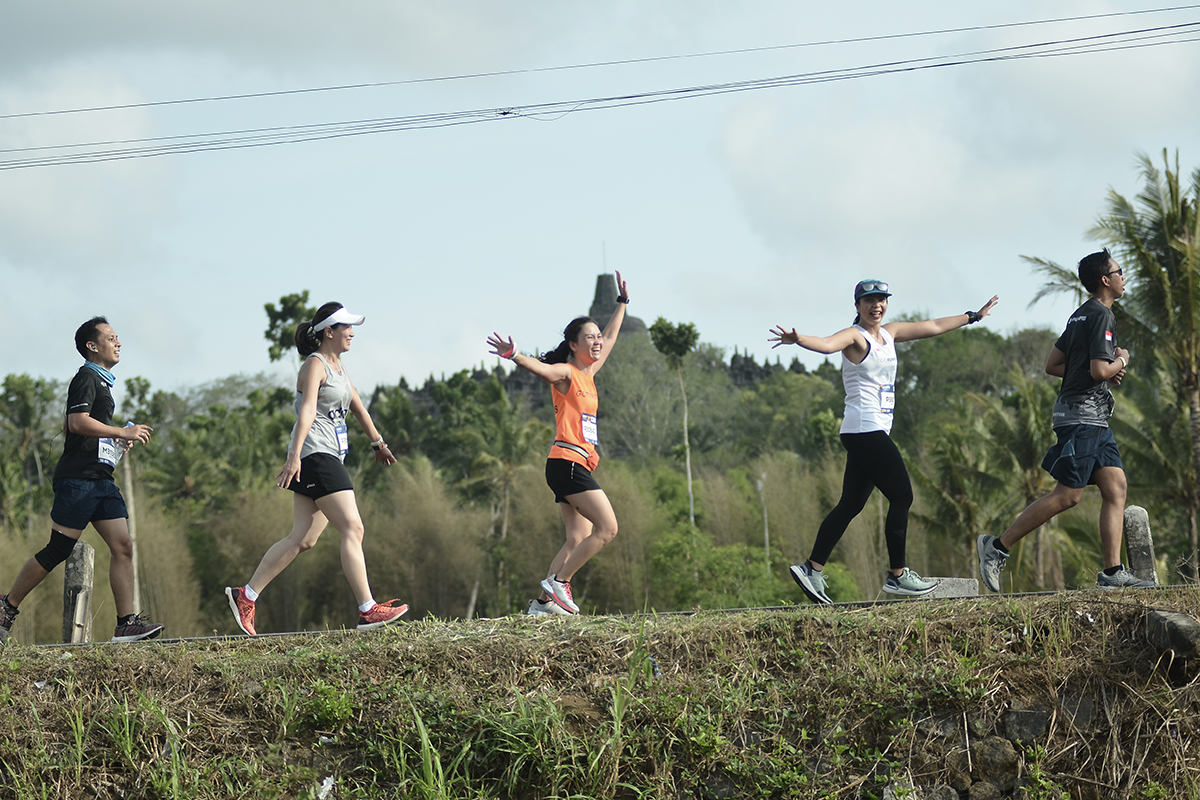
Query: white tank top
[[840, 325, 897, 434]]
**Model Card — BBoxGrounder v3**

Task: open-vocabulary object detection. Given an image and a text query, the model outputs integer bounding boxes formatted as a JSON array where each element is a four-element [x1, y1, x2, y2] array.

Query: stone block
[[927, 577, 979, 598], [1124, 506, 1158, 584], [1001, 706, 1050, 743], [1146, 610, 1200, 659]]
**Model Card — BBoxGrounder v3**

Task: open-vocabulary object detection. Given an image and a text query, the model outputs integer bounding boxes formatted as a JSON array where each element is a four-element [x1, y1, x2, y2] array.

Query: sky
[[2, 2, 1199, 405]]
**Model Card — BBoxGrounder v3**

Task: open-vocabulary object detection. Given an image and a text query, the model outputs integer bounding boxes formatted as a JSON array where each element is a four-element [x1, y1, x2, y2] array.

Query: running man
[[1, 317, 164, 643], [978, 249, 1154, 592]]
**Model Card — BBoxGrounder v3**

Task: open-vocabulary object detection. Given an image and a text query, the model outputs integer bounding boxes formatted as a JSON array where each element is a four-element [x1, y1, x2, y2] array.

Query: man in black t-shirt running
[[977, 249, 1155, 593], [0, 317, 165, 643]]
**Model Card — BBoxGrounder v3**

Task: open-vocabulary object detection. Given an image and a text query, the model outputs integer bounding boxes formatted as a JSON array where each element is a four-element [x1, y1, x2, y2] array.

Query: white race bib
[[879, 384, 895, 415], [581, 413, 599, 445], [98, 437, 119, 467], [335, 423, 349, 456]]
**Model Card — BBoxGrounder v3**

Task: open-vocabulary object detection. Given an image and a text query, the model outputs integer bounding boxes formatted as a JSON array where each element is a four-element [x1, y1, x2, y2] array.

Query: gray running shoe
[[540, 575, 579, 614], [1096, 565, 1156, 589], [0, 594, 19, 642], [882, 567, 938, 597], [526, 598, 572, 617], [789, 562, 833, 605], [977, 534, 1009, 593]]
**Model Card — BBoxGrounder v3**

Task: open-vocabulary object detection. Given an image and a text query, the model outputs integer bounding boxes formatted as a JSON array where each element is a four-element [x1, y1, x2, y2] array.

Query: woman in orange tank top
[[487, 272, 630, 615]]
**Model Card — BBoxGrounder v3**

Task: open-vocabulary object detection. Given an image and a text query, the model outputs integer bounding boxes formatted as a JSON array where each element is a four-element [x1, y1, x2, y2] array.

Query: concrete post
[[1124, 505, 1158, 585], [62, 541, 95, 643]]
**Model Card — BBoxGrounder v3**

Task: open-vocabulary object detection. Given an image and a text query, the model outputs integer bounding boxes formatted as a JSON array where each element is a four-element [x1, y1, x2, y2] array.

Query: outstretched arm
[[768, 324, 866, 358], [487, 333, 572, 384], [887, 295, 999, 343]]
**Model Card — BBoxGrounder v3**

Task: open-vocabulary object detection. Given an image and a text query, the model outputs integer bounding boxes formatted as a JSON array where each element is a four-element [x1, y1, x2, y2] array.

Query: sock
[[808, 561, 823, 573], [994, 540, 1009, 554], [243, 585, 259, 602], [1103, 565, 1123, 576], [359, 599, 377, 614], [2, 596, 16, 611], [117, 614, 134, 626]]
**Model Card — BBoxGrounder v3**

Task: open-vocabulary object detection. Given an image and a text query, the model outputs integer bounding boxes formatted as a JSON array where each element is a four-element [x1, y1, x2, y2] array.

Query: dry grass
[[1, 590, 1199, 799]]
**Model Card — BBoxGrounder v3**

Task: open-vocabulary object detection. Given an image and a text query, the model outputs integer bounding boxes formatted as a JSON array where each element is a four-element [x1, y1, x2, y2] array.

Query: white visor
[[312, 307, 365, 332]]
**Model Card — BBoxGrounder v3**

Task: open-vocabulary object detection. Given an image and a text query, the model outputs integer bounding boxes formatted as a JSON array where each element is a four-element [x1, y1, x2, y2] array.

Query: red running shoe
[[357, 599, 409, 631], [225, 586, 257, 636]]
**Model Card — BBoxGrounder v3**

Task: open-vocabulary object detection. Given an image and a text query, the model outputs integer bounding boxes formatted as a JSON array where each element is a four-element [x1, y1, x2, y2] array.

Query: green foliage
[[649, 527, 800, 609], [263, 291, 316, 362], [648, 317, 700, 369]]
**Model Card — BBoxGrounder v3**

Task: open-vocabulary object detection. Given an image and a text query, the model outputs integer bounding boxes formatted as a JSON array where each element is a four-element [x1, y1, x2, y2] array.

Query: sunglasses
[[855, 279, 890, 299], [1106, 267, 1124, 277]]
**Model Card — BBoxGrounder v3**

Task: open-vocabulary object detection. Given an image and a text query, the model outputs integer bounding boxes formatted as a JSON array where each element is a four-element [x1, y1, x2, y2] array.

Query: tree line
[[1, 150, 1197, 643]]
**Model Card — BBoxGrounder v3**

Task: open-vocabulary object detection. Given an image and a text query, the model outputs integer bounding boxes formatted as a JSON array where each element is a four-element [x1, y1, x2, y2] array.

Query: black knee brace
[[34, 530, 77, 572]]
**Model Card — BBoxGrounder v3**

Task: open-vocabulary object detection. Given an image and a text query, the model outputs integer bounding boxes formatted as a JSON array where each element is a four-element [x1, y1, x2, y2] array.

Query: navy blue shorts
[[287, 453, 354, 499], [1042, 425, 1124, 489], [51, 478, 128, 530], [545, 458, 602, 504]]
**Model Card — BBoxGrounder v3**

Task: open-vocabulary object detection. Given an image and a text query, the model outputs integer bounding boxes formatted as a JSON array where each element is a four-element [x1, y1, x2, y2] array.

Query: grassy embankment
[[2, 590, 1198, 799]]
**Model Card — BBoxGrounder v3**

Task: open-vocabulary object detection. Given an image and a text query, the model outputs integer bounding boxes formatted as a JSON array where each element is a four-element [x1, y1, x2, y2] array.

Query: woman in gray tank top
[[224, 302, 409, 636]]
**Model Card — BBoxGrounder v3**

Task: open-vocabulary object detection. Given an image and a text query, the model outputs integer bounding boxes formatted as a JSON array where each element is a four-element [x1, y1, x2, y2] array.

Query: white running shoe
[[539, 575, 579, 614], [527, 598, 572, 617], [789, 562, 833, 605], [882, 567, 938, 597]]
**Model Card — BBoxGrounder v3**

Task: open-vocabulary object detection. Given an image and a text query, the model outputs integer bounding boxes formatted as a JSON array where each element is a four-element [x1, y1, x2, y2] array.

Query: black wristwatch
[[965, 310, 981, 325], [616, 295, 630, 304]]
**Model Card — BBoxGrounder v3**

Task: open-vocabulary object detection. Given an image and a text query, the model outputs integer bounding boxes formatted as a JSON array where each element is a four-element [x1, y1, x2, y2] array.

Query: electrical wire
[[0, 19, 1197, 170], [1, 3, 1198, 122]]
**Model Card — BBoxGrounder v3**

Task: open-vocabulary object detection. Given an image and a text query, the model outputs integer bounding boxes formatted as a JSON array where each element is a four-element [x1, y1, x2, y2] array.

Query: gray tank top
[[295, 354, 354, 462]]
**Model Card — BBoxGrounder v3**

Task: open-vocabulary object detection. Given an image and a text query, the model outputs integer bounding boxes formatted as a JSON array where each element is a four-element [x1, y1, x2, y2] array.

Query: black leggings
[[809, 431, 912, 570]]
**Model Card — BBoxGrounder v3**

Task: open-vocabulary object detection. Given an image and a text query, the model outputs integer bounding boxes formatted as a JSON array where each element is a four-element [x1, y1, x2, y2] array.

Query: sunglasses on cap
[[854, 280, 892, 301]]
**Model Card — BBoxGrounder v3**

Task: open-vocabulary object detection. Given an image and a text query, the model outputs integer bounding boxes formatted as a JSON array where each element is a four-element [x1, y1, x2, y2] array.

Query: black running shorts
[[288, 453, 354, 499], [1042, 424, 1124, 489], [545, 458, 601, 504]]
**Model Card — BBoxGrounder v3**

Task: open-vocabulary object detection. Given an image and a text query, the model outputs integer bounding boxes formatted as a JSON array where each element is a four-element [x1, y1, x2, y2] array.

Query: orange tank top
[[550, 364, 600, 469]]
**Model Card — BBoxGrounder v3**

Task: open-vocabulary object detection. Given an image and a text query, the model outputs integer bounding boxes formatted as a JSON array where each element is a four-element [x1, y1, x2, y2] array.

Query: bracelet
[[616, 295, 630, 304], [965, 310, 981, 325], [1118, 356, 1128, 369]]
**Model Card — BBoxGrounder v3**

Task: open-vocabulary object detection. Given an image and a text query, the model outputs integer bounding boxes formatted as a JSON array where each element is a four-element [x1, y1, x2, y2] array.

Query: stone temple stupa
[[588, 273, 647, 334]]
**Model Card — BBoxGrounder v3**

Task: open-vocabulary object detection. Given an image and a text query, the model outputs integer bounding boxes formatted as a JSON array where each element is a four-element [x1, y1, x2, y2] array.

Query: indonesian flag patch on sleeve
[[1105, 330, 1113, 342]]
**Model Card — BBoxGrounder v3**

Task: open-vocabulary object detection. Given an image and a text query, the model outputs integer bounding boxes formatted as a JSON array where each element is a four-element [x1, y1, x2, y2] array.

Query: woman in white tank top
[[769, 279, 998, 604]]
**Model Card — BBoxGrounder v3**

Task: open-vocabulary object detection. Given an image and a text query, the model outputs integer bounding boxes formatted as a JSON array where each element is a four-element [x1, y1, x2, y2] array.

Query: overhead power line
[[1, 3, 1198, 122], [1, 19, 1197, 171]]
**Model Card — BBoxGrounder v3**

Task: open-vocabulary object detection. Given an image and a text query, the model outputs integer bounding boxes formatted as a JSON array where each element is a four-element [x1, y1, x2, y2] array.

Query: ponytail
[[294, 301, 345, 356], [540, 316, 596, 365]]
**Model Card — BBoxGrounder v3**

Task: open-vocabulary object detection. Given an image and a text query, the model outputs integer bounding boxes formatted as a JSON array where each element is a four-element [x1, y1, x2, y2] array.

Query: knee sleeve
[[34, 530, 77, 572]]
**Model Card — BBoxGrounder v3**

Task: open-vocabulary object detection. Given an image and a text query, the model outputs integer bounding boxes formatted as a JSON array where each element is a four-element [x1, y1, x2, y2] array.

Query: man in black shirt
[[977, 249, 1154, 593], [0, 317, 165, 643]]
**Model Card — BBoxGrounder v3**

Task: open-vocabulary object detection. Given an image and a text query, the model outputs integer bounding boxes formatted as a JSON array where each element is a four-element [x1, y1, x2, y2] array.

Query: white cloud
[[0, 66, 173, 272]]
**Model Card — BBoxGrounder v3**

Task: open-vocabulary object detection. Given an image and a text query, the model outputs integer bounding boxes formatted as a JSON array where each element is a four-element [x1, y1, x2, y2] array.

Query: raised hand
[[487, 333, 516, 359], [768, 325, 800, 349]]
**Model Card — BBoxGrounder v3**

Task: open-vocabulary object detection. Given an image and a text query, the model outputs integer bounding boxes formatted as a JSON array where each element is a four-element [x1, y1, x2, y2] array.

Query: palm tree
[[649, 318, 700, 526], [455, 378, 551, 614], [1025, 149, 1200, 579]]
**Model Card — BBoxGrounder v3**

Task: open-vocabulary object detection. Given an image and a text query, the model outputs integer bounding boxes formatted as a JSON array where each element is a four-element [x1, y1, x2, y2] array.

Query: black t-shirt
[[52, 365, 118, 482], [1050, 298, 1116, 429]]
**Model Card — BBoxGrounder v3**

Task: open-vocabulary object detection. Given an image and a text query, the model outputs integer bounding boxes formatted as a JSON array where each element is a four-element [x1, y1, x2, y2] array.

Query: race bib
[[335, 423, 349, 456], [581, 413, 599, 445], [879, 384, 895, 415], [98, 437, 119, 467]]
